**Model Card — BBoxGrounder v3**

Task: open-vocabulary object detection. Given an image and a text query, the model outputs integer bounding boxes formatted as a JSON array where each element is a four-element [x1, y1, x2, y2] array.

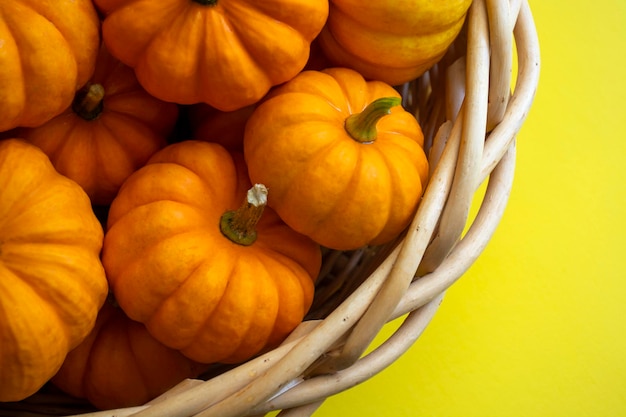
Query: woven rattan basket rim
[[3, 0, 540, 416]]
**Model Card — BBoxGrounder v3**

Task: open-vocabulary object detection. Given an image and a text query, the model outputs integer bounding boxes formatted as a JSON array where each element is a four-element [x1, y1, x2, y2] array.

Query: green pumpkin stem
[[344, 96, 402, 143], [72, 83, 105, 121], [220, 184, 268, 246]]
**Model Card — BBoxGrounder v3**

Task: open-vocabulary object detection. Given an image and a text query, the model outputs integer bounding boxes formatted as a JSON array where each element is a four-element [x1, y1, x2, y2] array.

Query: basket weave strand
[[2, 0, 540, 415]]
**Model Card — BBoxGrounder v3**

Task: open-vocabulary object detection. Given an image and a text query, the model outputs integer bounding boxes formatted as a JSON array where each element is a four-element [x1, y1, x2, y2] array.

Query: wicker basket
[[2, 0, 540, 416]]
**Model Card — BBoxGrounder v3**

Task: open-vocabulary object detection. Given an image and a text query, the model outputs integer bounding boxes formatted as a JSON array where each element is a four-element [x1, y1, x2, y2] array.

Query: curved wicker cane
[[3, 0, 540, 416]]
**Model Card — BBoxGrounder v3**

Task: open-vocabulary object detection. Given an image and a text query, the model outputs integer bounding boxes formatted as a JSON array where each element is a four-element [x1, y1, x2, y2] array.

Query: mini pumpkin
[[0, 0, 100, 131], [52, 296, 208, 410], [19, 44, 179, 205], [94, 0, 329, 111], [0, 139, 108, 402], [244, 67, 429, 250], [102, 140, 321, 364], [317, 0, 472, 85], [188, 104, 255, 152]]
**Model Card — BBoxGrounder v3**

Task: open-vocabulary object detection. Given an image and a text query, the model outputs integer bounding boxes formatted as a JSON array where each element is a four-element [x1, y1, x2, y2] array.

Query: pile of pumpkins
[[0, 0, 472, 409]]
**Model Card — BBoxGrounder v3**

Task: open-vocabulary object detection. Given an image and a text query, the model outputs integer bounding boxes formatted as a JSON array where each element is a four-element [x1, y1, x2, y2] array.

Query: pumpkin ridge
[[97, 113, 167, 162], [321, 27, 437, 72], [110, 185, 215, 225], [219, 255, 279, 363], [0, 245, 105, 330], [136, 5, 214, 104], [7, 3, 70, 55], [0, 184, 53, 229], [104, 208, 208, 280], [141, 245, 234, 351], [0, 140, 107, 401], [0, 268, 76, 352], [141, 146, 240, 211], [112, 257, 163, 323], [90, 310, 151, 405], [0, 10, 28, 117], [101, 0, 183, 68], [248, 0, 328, 40], [0, 0, 99, 130], [91, 127, 128, 198], [122, 316, 158, 401], [190, 247, 299, 364], [263, 78, 347, 114], [58, 303, 111, 400], [76, 305, 105, 398], [259, 248, 309, 305], [222, 1, 303, 82], [321, 68, 369, 115], [112, 223, 212, 283], [24, 0, 98, 84], [252, 222, 321, 282], [103, 140, 320, 365], [94, 118, 154, 180], [21, 113, 71, 162], [53, 124, 102, 197], [98, 98, 164, 132], [0, 285, 69, 401], [191, 255, 238, 329], [200, 4, 271, 95], [309, 146, 387, 247], [49, 116, 91, 163], [272, 118, 347, 207], [306, 137, 366, 232], [367, 143, 410, 243], [183, 261, 253, 362], [0, 190, 101, 250], [254, 251, 312, 348]]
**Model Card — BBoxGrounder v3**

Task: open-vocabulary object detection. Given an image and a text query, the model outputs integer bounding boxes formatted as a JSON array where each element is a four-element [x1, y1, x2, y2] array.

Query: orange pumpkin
[[94, 0, 329, 111], [52, 297, 208, 410], [18, 45, 179, 205], [187, 104, 255, 152], [0, 139, 108, 401], [318, 0, 472, 85], [244, 67, 429, 250], [102, 140, 321, 364], [0, 0, 100, 131]]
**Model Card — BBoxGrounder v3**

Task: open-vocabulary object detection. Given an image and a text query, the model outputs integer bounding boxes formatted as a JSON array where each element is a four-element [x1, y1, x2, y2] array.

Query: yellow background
[[313, 1, 626, 416]]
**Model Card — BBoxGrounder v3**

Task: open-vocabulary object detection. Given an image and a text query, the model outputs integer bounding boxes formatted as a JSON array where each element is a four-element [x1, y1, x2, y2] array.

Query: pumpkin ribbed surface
[[19, 45, 178, 205], [0, 0, 99, 131], [95, 0, 329, 110], [0, 139, 108, 402], [244, 68, 429, 250], [102, 140, 321, 364]]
